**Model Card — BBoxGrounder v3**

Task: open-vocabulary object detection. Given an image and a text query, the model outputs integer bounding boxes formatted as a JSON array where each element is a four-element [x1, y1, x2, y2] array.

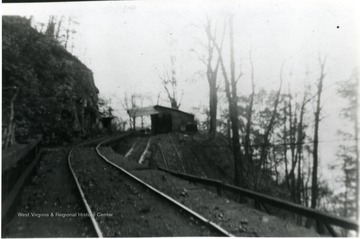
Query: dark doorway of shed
[[151, 114, 172, 134]]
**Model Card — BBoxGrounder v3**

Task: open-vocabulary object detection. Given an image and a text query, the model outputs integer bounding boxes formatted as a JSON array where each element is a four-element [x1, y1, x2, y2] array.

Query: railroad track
[[125, 136, 150, 163], [68, 134, 235, 237], [154, 135, 183, 172]]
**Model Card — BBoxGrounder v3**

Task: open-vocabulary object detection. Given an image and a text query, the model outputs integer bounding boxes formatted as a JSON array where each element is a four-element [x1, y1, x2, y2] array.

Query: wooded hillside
[[2, 16, 100, 146]]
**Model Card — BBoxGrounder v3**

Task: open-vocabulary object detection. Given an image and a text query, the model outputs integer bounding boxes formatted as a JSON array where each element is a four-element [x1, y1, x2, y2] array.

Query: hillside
[[99, 132, 319, 236], [151, 132, 235, 183], [113, 131, 292, 202], [2, 16, 100, 145]]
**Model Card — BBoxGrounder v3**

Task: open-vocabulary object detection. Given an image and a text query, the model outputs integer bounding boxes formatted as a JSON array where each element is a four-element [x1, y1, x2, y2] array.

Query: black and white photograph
[[1, 0, 359, 237]]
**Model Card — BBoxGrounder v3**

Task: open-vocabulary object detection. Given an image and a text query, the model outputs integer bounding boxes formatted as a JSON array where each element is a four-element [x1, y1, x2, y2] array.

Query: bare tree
[[193, 17, 225, 138], [212, 16, 245, 186], [122, 93, 137, 130], [55, 16, 64, 40], [283, 98, 291, 192], [331, 68, 359, 229], [295, 91, 310, 206], [43, 16, 78, 52], [283, 82, 311, 205], [255, 63, 283, 190], [45, 16, 56, 38], [133, 93, 152, 129], [159, 55, 183, 109], [243, 52, 256, 184], [156, 92, 161, 105], [64, 17, 78, 51], [311, 55, 327, 209]]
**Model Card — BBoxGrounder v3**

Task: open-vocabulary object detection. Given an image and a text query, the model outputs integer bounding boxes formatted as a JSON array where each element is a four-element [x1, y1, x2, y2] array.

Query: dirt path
[[2, 149, 95, 238]]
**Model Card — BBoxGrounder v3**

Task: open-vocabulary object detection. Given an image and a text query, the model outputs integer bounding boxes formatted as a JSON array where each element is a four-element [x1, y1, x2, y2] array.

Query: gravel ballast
[[71, 147, 223, 237], [100, 143, 319, 237]]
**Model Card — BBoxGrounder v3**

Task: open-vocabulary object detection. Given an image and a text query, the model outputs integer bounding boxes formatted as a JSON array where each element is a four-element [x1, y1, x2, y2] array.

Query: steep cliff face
[[2, 16, 100, 145]]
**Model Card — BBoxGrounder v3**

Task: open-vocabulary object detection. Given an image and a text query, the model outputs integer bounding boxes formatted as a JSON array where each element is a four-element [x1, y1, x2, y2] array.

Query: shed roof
[[154, 105, 194, 117], [127, 105, 194, 118], [127, 106, 159, 118]]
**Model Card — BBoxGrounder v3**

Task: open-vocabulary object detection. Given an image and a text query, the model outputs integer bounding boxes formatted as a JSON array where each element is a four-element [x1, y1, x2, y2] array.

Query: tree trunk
[[288, 95, 297, 182], [344, 162, 349, 218], [133, 117, 136, 131], [311, 56, 326, 209], [209, 82, 218, 138], [64, 17, 73, 50], [283, 104, 291, 192], [297, 151, 302, 204], [257, 65, 283, 189], [170, 99, 179, 109], [204, 18, 222, 139], [244, 53, 255, 185], [287, 92, 300, 202], [296, 93, 307, 205], [283, 104, 290, 192], [229, 17, 244, 187], [215, 16, 244, 186], [45, 16, 56, 38], [227, 118, 231, 146], [211, 16, 245, 186], [55, 16, 64, 40]]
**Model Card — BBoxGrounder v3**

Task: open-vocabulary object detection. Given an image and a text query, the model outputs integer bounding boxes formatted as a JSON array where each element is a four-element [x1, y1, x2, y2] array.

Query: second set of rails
[[67, 134, 235, 237]]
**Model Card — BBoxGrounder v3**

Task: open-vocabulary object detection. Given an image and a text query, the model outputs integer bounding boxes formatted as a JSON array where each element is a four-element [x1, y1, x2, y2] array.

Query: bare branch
[[235, 72, 244, 84], [249, 51, 255, 90], [178, 90, 184, 109], [190, 48, 207, 66]]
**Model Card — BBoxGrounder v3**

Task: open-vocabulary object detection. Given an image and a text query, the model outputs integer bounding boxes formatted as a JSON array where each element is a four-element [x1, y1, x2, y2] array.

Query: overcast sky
[[2, 0, 360, 186]]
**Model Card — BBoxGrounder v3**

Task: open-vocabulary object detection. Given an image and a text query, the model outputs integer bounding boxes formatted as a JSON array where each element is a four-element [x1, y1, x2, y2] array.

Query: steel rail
[[96, 138, 235, 237], [168, 133, 186, 173], [158, 143, 169, 169], [125, 139, 137, 158], [138, 136, 151, 164], [158, 167, 359, 233], [68, 145, 104, 238]]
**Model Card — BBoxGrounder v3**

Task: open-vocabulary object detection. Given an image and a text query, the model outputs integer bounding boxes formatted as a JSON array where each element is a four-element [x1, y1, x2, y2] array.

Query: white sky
[[2, 0, 360, 187]]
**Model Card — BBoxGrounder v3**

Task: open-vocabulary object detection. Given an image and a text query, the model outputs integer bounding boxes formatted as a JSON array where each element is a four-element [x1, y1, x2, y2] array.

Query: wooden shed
[[127, 105, 196, 134]]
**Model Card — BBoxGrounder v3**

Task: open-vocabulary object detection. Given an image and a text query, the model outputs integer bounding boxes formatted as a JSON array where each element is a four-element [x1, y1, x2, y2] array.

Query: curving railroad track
[[68, 134, 235, 237]]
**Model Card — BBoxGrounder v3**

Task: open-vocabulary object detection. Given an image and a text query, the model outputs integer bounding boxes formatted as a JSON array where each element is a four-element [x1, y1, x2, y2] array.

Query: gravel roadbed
[[100, 146, 319, 237], [71, 147, 222, 237]]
